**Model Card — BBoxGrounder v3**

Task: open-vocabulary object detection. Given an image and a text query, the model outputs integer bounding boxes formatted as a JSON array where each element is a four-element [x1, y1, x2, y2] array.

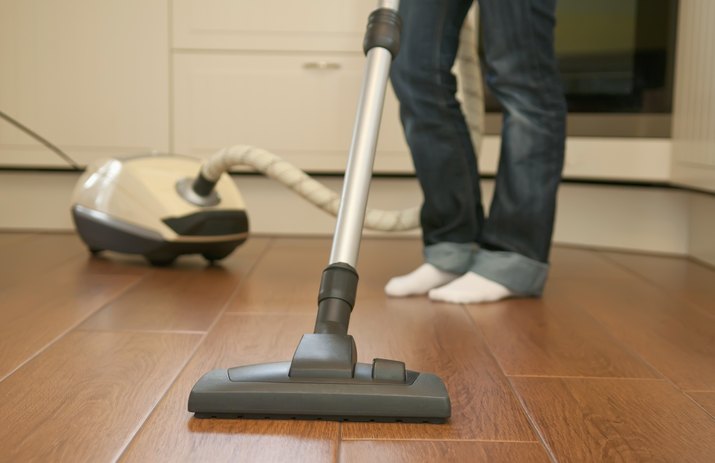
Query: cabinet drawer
[[173, 53, 413, 173], [173, 0, 374, 52]]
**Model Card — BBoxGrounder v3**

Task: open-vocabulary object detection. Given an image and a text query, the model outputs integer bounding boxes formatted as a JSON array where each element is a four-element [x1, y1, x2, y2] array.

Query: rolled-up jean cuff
[[424, 242, 476, 274], [470, 249, 549, 296]]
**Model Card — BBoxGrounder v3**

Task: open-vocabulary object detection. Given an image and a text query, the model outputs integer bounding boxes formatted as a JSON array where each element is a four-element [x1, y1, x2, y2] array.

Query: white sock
[[384, 263, 461, 297], [428, 271, 514, 304]]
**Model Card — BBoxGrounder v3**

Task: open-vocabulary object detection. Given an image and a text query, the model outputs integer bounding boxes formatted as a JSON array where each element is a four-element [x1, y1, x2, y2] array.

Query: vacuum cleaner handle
[[311, 0, 401, 336], [328, 0, 401, 267]]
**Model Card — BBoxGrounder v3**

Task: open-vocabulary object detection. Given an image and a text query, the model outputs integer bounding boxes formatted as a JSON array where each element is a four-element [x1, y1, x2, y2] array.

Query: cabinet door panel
[[173, 53, 412, 173], [0, 0, 169, 168], [173, 0, 373, 52]]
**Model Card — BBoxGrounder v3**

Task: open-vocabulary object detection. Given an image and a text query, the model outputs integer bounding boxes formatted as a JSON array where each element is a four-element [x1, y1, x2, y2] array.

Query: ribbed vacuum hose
[[200, 145, 421, 232]]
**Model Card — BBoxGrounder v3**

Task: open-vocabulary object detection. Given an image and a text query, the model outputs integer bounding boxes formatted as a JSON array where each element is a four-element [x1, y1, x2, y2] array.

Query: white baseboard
[[689, 192, 715, 266], [0, 171, 693, 256], [0, 172, 78, 230]]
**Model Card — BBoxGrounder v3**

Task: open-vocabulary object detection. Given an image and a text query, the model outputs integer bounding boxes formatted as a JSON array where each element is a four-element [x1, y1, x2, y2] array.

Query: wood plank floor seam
[[506, 376, 560, 463], [462, 305, 560, 463], [32, 250, 86, 275], [338, 440, 551, 462], [74, 327, 208, 336], [510, 377, 715, 461], [0, 330, 203, 462], [552, 252, 689, 385], [467, 267, 665, 380], [684, 393, 715, 420], [339, 438, 540, 443], [113, 237, 277, 462], [597, 251, 715, 321], [0, 274, 146, 384], [336, 423, 343, 463], [104, 334, 206, 463], [585, 314, 703, 399], [223, 310, 312, 316], [563, 290, 714, 401], [546, 298, 667, 381], [546, 278, 681, 385], [506, 374, 666, 381], [0, 235, 102, 291]]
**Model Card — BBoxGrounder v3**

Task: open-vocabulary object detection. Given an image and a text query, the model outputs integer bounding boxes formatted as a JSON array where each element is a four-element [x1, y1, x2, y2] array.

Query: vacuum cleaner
[[67, 143, 420, 266], [186, 0, 451, 422], [2, 0, 451, 422], [70, 154, 250, 266]]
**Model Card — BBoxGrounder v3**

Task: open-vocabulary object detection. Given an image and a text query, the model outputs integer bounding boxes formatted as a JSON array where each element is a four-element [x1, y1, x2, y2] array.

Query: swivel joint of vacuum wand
[[363, 4, 402, 59], [314, 263, 359, 335]]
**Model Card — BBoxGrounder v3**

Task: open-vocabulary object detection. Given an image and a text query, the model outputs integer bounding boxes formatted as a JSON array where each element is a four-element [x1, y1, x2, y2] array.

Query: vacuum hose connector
[[193, 145, 421, 232], [363, 7, 401, 59], [314, 263, 358, 335], [192, 173, 217, 197]]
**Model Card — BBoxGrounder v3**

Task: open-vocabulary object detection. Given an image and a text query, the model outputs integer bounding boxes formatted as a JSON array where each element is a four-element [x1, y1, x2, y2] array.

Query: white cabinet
[[0, 0, 678, 182], [173, 53, 412, 172], [172, 0, 373, 52], [171, 0, 413, 173], [671, 0, 715, 193], [0, 0, 170, 168]]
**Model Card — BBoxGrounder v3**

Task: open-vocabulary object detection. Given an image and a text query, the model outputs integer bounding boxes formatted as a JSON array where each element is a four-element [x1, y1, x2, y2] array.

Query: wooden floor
[[0, 232, 714, 462]]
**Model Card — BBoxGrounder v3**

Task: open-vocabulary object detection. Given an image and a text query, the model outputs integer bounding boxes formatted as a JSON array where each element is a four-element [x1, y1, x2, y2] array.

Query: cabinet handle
[[303, 61, 342, 70]]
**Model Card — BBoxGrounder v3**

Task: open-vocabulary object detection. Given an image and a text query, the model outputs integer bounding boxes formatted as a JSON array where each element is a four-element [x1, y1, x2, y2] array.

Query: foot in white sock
[[428, 272, 514, 304], [385, 263, 460, 297]]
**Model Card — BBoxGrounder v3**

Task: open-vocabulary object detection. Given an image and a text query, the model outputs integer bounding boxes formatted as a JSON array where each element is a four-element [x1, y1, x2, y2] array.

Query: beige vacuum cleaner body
[[71, 154, 248, 265]]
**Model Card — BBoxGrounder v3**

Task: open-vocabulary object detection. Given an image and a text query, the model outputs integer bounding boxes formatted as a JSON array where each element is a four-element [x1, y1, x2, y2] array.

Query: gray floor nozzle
[[188, 361, 450, 423], [187, 265, 452, 423]]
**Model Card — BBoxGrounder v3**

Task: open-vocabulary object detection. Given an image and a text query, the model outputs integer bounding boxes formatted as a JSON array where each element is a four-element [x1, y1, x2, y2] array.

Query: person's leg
[[386, 0, 481, 297], [429, 0, 567, 303]]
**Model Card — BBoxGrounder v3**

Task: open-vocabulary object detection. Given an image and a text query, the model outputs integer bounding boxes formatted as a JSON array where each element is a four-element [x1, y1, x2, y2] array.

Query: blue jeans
[[390, 0, 567, 296]]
